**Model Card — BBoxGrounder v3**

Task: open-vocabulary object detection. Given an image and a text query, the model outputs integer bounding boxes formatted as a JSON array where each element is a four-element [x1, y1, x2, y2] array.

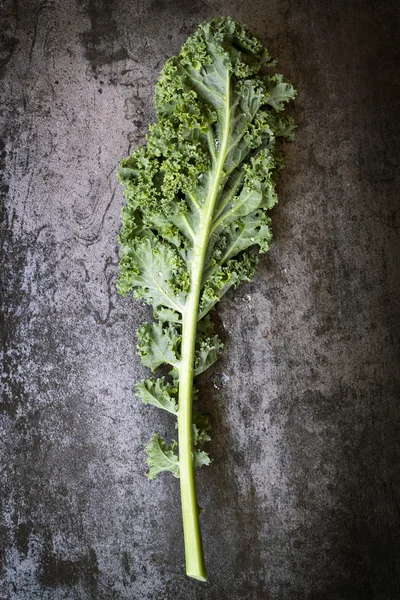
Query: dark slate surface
[[1, 0, 399, 598]]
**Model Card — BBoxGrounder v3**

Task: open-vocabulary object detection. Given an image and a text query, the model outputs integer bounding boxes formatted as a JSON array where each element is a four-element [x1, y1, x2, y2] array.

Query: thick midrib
[[177, 67, 231, 581]]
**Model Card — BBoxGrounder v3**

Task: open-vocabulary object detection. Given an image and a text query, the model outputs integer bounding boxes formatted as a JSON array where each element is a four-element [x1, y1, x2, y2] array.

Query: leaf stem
[[177, 69, 231, 582]]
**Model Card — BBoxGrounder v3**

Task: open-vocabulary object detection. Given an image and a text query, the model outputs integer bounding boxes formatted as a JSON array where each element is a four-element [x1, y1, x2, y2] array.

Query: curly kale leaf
[[146, 434, 180, 479], [116, 16, 296, 581], [136, 377, 178, 414]]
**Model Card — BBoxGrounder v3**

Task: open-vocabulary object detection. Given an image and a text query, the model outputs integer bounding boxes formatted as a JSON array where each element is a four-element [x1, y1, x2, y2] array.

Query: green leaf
[[199, 253, 258, 318], [193, 414, 212, 469], [118, 234, 188, 314], [265, 73, 297, 112], [136, 377, 178, 414], [137, 321, 181, 371], [146, 434, 180, 479], [194, 449, 211, 469], [193, 413, 211, 447], [194, 333, 223, 376], [153, 306, 182, 324]]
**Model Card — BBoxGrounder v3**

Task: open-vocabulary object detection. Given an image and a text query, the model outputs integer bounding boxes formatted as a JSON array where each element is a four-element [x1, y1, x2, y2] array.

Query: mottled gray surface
[[1, 0, 399, 598]]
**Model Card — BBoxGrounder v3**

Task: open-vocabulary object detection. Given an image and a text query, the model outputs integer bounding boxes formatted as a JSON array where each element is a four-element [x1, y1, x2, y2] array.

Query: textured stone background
[[1, 0, 399, 598]]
